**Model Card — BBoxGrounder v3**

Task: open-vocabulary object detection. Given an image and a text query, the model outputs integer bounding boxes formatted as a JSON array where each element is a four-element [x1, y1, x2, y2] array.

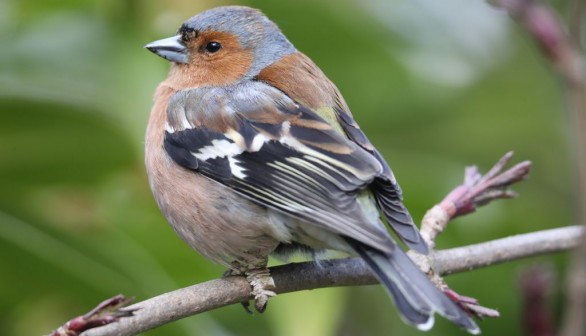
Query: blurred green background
[[0, 0, 579, 335]]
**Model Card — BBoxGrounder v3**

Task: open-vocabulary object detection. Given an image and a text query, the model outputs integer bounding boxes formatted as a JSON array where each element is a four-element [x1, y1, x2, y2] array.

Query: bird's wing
[[163, 81, 393, 253], [254, 52, 427, 253], [336, 108, 428, 254]]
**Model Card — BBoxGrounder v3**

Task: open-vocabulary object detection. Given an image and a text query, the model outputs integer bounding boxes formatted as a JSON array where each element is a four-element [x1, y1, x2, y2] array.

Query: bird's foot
[[245, 268, 276, 313], [223, 267, 276, 313], [444, 288, 500, 319]]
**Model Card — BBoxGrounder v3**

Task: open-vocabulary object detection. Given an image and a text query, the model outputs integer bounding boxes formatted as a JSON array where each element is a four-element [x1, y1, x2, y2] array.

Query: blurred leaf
[[0, 99, 134, 190]]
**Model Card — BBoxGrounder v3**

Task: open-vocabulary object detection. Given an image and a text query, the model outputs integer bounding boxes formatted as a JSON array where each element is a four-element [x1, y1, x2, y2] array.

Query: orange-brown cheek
[[164, 32, 254, 89], [197, 50, 254, 84]]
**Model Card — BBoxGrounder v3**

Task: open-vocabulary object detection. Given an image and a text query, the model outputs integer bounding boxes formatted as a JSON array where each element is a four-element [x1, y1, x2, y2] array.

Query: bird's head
[[145, 6, 296, 83]]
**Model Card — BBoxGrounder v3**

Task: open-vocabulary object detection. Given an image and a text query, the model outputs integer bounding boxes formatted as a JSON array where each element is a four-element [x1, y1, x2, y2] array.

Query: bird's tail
[[346, 238, 480, 334]]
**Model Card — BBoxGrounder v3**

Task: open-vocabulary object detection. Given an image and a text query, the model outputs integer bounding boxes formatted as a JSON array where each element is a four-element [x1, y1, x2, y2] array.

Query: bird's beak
[[145, 35, 189, 64]]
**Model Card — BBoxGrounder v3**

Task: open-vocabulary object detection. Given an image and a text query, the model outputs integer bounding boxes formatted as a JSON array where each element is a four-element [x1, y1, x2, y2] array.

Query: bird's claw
[[252, 289, 277, 313], [223, 267, 276, 313], [246, 268, 276, 313]]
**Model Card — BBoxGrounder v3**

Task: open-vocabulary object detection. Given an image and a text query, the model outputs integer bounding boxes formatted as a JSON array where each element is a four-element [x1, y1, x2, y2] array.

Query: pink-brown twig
[[442, 151, 531, 218], [50, 295, 136, 336], [444, 289, 500, 320], [420, 151, 531, 247]]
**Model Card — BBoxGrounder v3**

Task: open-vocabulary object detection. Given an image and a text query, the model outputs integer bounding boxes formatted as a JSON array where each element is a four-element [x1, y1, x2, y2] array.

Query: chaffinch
[[145, 6, 479, 333]]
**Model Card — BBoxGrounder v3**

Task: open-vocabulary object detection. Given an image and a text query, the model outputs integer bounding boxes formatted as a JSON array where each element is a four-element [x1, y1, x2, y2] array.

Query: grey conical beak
[[145, 35, 189, 64]]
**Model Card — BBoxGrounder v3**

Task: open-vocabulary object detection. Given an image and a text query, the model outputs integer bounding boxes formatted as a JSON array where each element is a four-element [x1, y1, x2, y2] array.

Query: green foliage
[[0, 0, 574, 335]]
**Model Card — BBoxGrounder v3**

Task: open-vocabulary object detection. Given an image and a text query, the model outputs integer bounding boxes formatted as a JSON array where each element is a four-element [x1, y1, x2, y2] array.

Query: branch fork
[[413, 151, 531, 318], [421, 151, 531, 248]]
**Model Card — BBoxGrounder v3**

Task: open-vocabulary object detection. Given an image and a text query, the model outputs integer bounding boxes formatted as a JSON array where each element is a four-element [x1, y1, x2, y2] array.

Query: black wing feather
[[337, 108, 428, 254], [163, 83, 393, 253]]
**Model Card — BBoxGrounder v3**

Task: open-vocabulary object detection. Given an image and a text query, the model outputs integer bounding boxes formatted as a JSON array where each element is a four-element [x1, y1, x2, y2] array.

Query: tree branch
[[433, 226, 583, 275], [81, 226, 583, 336]]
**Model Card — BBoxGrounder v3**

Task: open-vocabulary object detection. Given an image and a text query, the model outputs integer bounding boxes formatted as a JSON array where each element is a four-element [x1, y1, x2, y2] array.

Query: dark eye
[[205, 41, 221, 53]]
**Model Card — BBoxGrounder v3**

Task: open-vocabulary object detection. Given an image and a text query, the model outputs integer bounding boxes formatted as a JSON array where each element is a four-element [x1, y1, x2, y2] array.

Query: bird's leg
[[245, 267, 276, 313], [225, 257, 276, 314]]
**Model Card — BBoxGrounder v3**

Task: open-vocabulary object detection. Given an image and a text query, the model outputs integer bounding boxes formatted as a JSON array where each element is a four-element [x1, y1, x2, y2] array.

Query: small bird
[[145, 6, 479, 333]]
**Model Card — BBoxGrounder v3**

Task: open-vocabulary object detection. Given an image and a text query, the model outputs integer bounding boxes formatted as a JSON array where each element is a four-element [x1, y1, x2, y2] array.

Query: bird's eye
[[205, 41, 222, 53]]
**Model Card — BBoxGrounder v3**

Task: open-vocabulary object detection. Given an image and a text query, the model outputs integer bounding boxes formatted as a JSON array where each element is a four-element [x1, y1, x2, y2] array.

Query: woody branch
[[76, 226, 583, 336]]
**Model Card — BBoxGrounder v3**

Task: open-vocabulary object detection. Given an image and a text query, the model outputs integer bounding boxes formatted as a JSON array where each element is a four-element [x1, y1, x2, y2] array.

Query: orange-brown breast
[[145, 83, 280, 267]]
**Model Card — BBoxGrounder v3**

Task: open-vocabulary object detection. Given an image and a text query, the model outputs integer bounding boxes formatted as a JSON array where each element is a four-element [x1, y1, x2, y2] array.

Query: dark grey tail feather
[[375, 191, 428, 255], [347, 238, 480, 334], [377, 267, 435, 328], [371, 177, 429, 255]]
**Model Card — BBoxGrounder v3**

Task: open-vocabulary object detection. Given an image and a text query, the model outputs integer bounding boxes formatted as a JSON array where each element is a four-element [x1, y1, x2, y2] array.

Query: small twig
[[493, 0, 584, 87], [420, 152, 531, 248], [444, 289, 500, 319], [50, 295, 136, 336]]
